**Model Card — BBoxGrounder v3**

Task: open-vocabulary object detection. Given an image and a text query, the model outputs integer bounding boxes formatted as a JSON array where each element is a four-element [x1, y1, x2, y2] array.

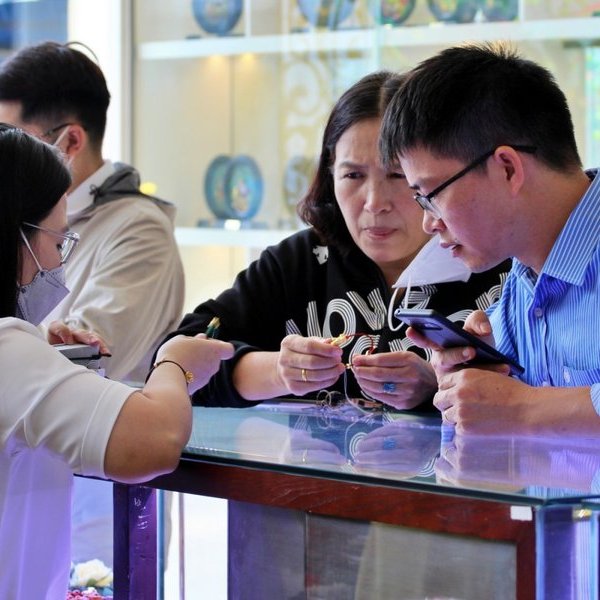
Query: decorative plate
[[480, 0, 518, 21], [191, 0, 243, 35], [427, 0, 479, 23], [204, 155, 232, 219], [224, 155, 263, 220], [369, 0, 417, 26], [297, 0, 356, 29]]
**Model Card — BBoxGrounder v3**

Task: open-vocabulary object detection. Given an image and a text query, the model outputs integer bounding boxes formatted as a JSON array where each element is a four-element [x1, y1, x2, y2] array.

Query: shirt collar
[[66, 160, 115, 218], [514, 169, 600, 286]]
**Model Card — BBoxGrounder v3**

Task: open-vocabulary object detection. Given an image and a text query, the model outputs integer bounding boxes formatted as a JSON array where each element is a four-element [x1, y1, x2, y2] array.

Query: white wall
[[67, 0, 130, 162]]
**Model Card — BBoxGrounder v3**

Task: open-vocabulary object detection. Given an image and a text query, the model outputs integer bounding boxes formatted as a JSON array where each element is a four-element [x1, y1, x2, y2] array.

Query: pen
[[205, 317, 220, 338]]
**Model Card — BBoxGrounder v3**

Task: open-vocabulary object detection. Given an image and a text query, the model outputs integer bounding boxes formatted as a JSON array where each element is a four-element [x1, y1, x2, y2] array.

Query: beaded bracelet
[[146, 359, 194, 385]]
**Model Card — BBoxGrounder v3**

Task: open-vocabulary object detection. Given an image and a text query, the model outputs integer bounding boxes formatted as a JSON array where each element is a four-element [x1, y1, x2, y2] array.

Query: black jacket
[[170, 228, 511, 408]]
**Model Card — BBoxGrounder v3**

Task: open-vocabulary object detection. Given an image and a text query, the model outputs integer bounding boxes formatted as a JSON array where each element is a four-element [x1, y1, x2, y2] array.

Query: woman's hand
[[47, 320, 111, 355], [275, 334, 345, 396], [351, 351, 437, 410], [156, 334, 234, 393]]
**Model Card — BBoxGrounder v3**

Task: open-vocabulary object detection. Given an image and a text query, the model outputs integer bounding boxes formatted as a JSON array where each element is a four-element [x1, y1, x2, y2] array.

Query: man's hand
[[407, 310, 510, 378], [434, 368, 535, 434]]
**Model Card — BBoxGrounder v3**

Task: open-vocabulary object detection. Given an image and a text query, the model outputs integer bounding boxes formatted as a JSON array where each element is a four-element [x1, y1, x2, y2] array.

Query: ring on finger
[[382, 381, 396, 394], [382, 436, 397, 450], [301, 368, 308, 383]]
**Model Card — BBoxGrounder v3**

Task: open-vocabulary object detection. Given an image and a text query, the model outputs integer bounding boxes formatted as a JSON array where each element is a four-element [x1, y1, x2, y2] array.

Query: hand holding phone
[[393, 308, 524, 374]]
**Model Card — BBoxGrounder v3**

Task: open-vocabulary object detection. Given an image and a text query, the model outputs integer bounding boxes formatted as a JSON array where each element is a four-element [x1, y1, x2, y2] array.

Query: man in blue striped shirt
[[379, 42, 600, 435]]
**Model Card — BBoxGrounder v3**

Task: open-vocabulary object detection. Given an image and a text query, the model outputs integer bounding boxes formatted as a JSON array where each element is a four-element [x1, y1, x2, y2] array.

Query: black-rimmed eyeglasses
[[22, 222, 80, 264], [40, 122, 74, 142], [413, 145, 537, 219]]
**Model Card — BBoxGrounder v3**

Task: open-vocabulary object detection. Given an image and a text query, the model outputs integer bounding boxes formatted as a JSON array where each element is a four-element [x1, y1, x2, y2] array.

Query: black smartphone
[[53, 343, 102, 369], [393, 308, 524, 374]]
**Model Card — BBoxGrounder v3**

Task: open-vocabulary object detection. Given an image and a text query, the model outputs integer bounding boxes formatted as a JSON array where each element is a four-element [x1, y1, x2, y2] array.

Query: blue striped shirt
[[489, 170, 600, 416]]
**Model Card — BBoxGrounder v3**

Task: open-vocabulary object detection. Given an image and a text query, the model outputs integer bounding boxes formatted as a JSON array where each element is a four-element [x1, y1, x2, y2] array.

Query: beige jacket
[[45, 161, 185, 383]]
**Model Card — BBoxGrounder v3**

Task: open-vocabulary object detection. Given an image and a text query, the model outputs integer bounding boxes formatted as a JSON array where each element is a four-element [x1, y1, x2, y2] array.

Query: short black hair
[[0, 41, 110, 150], [0, 123, 71, 317], [298, 70, 406, 250], [380, 42, 581, 172]]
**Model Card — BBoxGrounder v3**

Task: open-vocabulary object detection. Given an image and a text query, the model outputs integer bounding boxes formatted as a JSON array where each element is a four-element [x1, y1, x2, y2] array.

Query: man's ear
[[492, 145, 526, 196], [61, 123, 86, 158]]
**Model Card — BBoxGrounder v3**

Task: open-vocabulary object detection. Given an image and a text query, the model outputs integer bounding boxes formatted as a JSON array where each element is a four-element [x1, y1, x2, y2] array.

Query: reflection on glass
[[436, 434, 600, 497], [187, 403, 600, 503]]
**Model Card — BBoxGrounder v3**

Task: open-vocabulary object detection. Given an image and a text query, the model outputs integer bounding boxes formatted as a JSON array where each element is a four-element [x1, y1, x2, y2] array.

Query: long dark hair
[[298, 70, 406, 250], [0, 124, 71, 317]]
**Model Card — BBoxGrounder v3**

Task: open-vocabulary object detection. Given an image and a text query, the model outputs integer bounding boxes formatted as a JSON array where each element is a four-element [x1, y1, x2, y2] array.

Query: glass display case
[[114, 402, 600, 599], [132, 0, 600, 308]]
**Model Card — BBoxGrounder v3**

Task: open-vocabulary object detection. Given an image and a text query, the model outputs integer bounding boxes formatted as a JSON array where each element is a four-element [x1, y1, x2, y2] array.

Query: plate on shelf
[[480, 0, 518, 21], [204, 154, 232, 219], [369, 0, 416, 26], [191, 0, 243, 36], [427, 0, 479, 23], [297, 0, 356, 29], [224, 155, 263, 220]]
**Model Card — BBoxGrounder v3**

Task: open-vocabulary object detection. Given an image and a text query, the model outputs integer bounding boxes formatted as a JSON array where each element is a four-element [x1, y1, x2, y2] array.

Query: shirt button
[[564, 369, 571, 384], [534, 307, 543, 318]]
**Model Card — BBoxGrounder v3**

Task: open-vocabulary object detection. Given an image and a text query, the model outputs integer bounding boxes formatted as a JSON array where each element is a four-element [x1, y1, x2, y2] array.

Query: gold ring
[[301, 368, 308, 382]]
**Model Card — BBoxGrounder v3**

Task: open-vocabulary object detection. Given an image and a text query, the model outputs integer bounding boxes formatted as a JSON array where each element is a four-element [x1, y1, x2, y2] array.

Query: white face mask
[[16, 230, 69, 325], [52, 125, 74, 169], [386, 236, 472, 332]]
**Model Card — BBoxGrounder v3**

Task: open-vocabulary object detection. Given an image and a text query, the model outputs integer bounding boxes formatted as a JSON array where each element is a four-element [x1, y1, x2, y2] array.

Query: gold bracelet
[[147, 359, 194, 385]]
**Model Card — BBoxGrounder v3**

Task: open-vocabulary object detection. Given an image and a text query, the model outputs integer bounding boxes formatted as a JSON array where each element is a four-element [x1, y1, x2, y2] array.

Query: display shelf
[[136, 3, 599, 262], [175, 226, 298, 248], [138, 17, 600, 61]]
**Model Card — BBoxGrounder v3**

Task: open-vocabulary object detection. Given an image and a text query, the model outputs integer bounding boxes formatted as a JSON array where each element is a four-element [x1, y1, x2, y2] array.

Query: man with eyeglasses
[[380, 42, 600, 436], [0, 41, 185, 569]]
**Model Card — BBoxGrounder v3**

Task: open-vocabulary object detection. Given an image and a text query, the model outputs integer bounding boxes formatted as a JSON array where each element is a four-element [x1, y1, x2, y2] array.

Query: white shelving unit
[[139, 17, 600, 61], [135, 10, 600, 251]]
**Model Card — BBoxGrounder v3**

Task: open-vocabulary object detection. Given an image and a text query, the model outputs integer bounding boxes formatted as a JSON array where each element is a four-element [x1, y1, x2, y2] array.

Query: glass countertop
[[184, 401, 600, 507]]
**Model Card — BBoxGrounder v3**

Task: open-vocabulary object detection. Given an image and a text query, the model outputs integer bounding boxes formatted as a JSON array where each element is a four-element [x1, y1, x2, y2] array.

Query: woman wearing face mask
[[13, 124, 106, 349], [0, 124, 234, 598], [164, 71, 512, 412]]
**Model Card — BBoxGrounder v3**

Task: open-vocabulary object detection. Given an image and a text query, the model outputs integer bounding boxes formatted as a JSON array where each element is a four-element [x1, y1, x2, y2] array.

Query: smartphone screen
[[394, 308, 524, 374]]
